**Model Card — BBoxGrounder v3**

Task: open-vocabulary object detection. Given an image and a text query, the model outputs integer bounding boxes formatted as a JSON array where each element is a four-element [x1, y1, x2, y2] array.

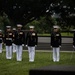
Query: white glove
[[12, 43, 13, 44], [26, 45, 28, 47], [22, 44, 24, 46], [59, 46, 61, 48], [73, 45, 75, 48], [51, 46, 52, 48], [35, 45, 37, 47]]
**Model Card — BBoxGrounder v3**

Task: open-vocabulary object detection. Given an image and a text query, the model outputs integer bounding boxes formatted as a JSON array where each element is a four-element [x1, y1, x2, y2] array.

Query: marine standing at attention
[[26, 26, 38, 62], [51, 25, 62, 62]]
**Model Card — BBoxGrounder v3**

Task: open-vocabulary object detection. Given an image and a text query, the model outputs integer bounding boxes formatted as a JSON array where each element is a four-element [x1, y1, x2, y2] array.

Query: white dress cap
[[6, 26, 11, 28], [17, 24, 22, 27], [29, 26, 34, 28], [13, 28, 16, 30], [53, 25, 60, 29]]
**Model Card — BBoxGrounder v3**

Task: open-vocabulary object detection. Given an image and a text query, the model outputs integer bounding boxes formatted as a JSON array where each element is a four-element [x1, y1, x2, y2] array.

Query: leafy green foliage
[[0, 0, 75, 25], [0, 0, 75, 33]]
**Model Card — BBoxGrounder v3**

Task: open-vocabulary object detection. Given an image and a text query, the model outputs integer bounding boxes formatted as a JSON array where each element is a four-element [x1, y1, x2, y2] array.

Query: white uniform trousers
[[53, 47, 60, 62], [28, 47, 35, 62], [16, 45, 22, 61], [12, 43, 16, 53], [6, 46, 12, 59], [0, 43, 2, 53]]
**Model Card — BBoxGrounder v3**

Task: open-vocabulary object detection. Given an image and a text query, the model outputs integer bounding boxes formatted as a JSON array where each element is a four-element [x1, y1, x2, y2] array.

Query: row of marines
[[0, 24, 38, 62], [0, 24, 75, 62]]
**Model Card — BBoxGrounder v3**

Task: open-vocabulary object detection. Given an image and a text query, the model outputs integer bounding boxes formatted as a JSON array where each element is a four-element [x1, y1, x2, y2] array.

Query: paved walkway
[[24, 43, 73, 51]]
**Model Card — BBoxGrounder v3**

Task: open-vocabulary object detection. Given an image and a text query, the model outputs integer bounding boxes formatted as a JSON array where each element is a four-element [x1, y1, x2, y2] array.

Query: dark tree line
[[0, 0, 75, 28]]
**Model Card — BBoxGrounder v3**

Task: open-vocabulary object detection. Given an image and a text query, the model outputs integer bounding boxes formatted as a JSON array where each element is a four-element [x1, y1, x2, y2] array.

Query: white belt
[[6, 38, 12, 40]]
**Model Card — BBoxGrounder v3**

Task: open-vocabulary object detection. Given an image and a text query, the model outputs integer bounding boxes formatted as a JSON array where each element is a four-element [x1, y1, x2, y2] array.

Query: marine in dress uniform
[[14, 24, 25, 61], [26, 26, 38, 62], [12, 28, 16, 53], [4, 26, 14, 59], [0, 30, 4, 53], [51, 25, 61, 62]]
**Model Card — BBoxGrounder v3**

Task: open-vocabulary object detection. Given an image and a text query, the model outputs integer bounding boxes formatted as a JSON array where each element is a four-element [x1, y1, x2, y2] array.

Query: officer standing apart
[[14, 24, 25, 61], [26, 26, 38, 62], [0, 30, 4, 53], [51, 25, 62, 62], [4, 26, 14, 59]]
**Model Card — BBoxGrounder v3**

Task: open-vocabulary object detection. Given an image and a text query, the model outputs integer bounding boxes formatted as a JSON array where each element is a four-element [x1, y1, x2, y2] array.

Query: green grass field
[[0, 50, 75, 75]]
